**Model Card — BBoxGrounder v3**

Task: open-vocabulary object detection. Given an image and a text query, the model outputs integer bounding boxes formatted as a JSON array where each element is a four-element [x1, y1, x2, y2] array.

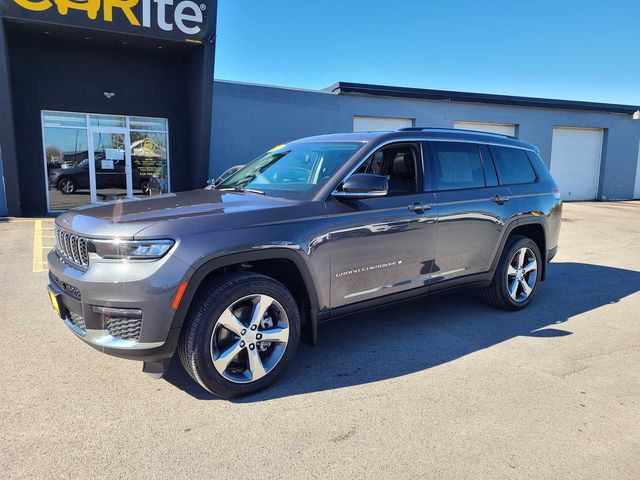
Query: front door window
[[42, 111, 170, 212]]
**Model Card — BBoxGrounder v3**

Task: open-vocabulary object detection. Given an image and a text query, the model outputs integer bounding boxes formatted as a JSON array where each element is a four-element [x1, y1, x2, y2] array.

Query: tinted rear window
[[430, 142, 485, 190], [490, 146, 536, 184]]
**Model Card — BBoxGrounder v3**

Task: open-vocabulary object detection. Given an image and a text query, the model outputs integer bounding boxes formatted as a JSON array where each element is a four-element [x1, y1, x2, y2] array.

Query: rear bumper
[[47, 248, 193, 362], [547, 246, 558, 263]]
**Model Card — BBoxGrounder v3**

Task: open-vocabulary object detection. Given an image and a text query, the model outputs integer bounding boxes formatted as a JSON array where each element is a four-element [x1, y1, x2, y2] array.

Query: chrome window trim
[[328, 137, 536, 199], [332, 190, 388, 199]]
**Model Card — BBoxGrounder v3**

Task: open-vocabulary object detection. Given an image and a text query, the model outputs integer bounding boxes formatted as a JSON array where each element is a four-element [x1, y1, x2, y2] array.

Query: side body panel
[[425, 141, 520, 283], [325, 194, 437, 308]]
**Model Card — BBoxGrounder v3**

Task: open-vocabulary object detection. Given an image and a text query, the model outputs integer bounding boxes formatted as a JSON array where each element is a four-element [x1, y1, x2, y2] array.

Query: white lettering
[[154, 0, 173, 31], [174, 0, 202, 35], [142, 0, 151, 27]]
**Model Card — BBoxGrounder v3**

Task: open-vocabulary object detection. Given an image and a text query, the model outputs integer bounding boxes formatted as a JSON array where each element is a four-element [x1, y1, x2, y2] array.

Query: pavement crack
[[331, 425, 356, 443]]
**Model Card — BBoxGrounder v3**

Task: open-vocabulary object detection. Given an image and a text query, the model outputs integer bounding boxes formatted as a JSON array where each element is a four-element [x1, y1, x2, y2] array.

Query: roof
[[328, 82, 639, 115], [293, 128, 538, 152]]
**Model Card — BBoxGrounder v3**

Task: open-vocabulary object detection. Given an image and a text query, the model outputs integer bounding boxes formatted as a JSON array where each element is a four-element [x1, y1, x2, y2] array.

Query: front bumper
[[47, 248, 193, 362]]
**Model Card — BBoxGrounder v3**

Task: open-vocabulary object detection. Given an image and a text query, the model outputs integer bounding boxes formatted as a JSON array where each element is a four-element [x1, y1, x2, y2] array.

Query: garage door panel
[[634, 142, 640, 199], [453, 121, 516, 137], [353, 116, 413, 132], [550, 127, 603, 201]]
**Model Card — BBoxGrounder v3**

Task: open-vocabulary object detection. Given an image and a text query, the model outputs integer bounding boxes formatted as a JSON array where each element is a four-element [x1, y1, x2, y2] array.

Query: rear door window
[[429, 142, 485, 190], [490, 146, 537, 185]]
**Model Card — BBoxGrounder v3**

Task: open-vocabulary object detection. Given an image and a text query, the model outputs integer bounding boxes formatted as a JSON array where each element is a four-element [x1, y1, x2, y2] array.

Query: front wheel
[[139, 180, 151, 195], [482, 235, 542, 310], [57, 177, 76, 194], [178, 271, 301, 398]]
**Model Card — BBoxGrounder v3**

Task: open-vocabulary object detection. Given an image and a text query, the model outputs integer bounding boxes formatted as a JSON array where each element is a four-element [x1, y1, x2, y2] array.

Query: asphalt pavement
[[1, 202, 639, 479]]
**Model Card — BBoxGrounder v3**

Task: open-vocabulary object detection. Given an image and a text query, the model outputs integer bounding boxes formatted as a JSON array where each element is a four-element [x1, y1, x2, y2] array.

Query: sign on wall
[[1, 0, 216, 43]]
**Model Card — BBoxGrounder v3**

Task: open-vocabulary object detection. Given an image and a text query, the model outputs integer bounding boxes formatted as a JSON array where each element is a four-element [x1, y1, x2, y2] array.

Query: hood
[[56, 189, 298, 238]]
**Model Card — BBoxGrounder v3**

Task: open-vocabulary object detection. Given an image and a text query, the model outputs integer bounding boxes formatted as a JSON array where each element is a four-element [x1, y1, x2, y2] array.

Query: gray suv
[[47, 128, 562, 398]]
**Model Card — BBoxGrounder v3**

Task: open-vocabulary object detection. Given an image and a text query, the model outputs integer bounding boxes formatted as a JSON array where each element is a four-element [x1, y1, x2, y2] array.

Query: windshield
[[216, 141, 363, 200]]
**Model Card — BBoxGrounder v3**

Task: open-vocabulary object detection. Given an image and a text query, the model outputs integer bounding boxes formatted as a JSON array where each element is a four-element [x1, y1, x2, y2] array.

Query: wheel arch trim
[[169, 248, 321, 343], [491, 216, 548, 280]]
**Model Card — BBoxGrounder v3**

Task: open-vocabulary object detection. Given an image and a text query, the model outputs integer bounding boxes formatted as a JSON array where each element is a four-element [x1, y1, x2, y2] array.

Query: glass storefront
[[42, 111, 170, 212]]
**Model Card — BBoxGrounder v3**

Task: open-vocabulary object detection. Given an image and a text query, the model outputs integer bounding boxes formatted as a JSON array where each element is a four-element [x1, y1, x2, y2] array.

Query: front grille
[[55, 227, 90, 267], [51, 274, 81, 300], [68, 311, 86, 331], [106, 317, 142, 341]]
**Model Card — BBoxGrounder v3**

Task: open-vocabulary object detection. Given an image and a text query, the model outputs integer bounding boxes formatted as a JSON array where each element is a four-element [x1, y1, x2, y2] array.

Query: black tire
[[57, 177, 76, 194], [178, 271, 301, 398], [482, 235, 542, 311], [139, 180, 151, 195]]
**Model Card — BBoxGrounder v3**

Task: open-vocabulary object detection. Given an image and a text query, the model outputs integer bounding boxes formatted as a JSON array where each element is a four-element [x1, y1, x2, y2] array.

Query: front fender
[[169, 248, 321, 344]]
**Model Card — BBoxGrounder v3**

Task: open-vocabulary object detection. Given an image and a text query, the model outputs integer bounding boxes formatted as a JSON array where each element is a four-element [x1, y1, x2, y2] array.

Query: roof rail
[[397, 126, 516, 139]]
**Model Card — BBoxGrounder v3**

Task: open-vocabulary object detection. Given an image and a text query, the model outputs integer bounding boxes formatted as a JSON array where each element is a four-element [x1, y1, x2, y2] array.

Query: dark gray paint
[[47, 130, 561, 373]]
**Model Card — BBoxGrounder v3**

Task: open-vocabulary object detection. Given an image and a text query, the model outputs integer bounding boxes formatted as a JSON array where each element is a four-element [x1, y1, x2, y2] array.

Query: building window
[[42, 111, 170, 212]]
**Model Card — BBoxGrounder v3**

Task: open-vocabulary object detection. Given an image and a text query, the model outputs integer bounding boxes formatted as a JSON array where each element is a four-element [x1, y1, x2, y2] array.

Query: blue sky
[[214, 0, 640, 105]]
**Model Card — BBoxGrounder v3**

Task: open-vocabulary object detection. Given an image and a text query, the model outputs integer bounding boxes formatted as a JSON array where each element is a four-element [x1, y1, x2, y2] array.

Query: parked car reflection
[[48, 158, 156, 195]]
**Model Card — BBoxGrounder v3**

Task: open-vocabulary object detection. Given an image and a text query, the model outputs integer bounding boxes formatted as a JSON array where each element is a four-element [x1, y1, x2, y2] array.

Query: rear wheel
[[482, 235, 541, 310], [178, 271, 300, 398]]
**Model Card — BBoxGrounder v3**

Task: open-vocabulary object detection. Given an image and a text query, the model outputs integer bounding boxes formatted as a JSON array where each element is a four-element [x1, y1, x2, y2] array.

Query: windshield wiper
[[236, 186, 265, 195], [217, 185, 265, 195]]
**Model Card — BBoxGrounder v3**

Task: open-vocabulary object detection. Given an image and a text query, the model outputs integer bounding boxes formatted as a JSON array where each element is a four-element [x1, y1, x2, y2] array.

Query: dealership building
[[2, 1, 640, 216], [0, 0, 217, 216]]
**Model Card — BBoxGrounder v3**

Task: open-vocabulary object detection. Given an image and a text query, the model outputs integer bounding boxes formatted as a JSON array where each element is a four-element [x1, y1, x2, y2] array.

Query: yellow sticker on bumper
[[48, 290, 60, 315]]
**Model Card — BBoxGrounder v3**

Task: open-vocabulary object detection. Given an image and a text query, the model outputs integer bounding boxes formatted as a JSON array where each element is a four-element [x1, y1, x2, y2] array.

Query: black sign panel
[[0, 0, 215, 43]]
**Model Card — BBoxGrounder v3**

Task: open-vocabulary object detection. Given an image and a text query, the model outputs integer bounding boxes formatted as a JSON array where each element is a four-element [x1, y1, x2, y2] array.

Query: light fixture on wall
[[633, 110, 640, 120], [103, 92, 116, 99]]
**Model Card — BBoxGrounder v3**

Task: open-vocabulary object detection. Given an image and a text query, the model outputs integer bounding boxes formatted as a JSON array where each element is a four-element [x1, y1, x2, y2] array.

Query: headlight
[[90, 239, 174, 260]]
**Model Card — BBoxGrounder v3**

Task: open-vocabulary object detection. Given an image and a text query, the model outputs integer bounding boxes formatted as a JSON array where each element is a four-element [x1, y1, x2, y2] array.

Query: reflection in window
[[42, 111, 170, 211], [431, 142, 485, 190], [130, 131, 169, 197], [89, 114, 126, 128], [43, 111, 86, 128], [44, 126, 91, 211], [129, 116, 167, 132], [490, 146, 537, 185]]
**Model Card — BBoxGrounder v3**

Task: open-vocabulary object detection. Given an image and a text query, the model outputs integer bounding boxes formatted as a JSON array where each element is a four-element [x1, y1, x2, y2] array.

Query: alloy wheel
[[59, 179, 74, 193], [210, 294, 289, 384], [506, 247, 538, 302]]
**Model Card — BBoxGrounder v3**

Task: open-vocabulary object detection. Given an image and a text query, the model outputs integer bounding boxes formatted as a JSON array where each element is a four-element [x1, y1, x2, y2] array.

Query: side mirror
[[332, 174, 388, 199]]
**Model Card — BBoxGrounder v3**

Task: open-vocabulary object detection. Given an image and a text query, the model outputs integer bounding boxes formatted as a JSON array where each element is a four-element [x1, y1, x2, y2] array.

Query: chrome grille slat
[[55, 227, 90, 267], [70, 235, 78, 263]]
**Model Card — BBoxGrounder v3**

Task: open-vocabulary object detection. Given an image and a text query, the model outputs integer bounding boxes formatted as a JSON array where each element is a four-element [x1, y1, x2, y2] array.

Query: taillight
[[551, 188, 561, 200]]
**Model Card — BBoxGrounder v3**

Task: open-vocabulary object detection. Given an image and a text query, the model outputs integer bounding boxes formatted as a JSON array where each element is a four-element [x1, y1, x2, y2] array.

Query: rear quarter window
[[490, 146, 537, 185]]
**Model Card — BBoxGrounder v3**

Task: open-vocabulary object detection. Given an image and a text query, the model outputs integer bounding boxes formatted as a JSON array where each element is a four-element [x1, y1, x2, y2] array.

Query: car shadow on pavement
[[162, 262, 640, 401]]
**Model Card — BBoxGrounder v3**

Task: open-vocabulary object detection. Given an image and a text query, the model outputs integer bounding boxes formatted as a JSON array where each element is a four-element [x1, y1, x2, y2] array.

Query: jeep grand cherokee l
[[47, 128, 562, 398]]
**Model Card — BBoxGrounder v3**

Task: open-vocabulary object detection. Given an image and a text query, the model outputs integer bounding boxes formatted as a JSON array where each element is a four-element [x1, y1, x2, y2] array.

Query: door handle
[[408, 202, 432, 213], [491, 194, 510, 205]]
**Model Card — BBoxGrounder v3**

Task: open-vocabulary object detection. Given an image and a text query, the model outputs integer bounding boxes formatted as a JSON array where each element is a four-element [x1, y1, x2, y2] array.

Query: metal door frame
[[87, 126, 132, 204]]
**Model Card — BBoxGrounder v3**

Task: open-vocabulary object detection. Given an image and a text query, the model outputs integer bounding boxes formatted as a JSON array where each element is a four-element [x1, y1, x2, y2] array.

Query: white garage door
[[634, 142, 640, 199], [454, 121, 516, 137], [550, 127, 603, 201], [353, 116, 413, 132]]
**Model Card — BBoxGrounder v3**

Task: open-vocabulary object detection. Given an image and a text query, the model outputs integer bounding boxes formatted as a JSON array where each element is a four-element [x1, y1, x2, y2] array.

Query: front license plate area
[[48, 288, 68, 319]]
